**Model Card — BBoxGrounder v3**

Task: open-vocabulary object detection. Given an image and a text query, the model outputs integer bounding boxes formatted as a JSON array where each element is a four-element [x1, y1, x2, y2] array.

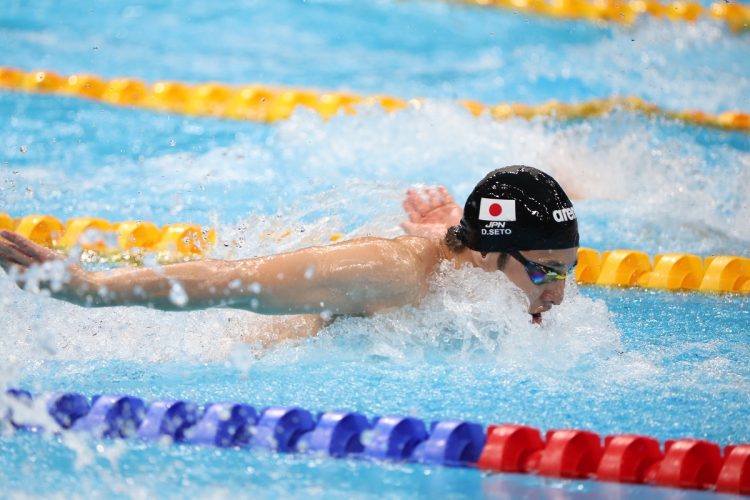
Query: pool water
[[1, 0, 749, 498]]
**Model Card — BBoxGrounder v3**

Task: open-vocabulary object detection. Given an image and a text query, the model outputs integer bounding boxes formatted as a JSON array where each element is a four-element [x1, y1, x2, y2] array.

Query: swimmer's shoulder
[[329, 235, 447, 269], [392, 235, 448, 269]]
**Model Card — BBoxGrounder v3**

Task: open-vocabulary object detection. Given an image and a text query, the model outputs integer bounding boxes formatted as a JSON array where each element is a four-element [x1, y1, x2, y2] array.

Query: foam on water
[[522, 18, 750, 112], [235, 105, 749, 253], [2, 103, 749, 374], [0, 222, 618, 365], [13, 103, 749, 239], [3, 99, 749, 253]]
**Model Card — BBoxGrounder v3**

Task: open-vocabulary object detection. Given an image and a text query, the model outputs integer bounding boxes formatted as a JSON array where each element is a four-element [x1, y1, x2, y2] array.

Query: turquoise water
[[1, 0, 749, 498]]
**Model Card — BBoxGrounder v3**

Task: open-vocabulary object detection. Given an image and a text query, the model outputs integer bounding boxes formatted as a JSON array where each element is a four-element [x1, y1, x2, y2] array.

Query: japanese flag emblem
[[478, 198, 516, 221]]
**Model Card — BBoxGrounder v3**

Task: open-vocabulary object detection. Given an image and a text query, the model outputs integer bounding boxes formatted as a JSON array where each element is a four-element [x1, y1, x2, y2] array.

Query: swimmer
[[0, 166, 578, 333]]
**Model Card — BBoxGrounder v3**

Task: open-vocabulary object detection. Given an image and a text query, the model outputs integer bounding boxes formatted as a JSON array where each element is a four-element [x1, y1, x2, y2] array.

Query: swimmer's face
[[503, 248, 578, 321], [473, 247, 578, 322]]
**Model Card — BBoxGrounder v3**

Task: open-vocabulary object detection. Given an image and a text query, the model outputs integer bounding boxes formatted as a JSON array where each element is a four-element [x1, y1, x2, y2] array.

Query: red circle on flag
[[489, 203, 502, 217]]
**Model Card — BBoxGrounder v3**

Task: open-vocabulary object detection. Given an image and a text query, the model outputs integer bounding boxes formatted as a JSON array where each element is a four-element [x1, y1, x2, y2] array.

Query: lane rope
[[576, 248, 750, 294], [2, 67, 749, 133], [446, 0, 750, 32], [1, 213, 216, 263], [3, 388, 749, 495], [2, 212, 748, 294]]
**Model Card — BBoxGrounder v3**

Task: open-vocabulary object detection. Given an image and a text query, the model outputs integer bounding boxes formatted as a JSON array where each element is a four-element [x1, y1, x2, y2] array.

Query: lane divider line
[[4, 389, 749, 495], [2, 213, 215, 262], [446, 0, 750, 32], [2, 67, 749, 133]]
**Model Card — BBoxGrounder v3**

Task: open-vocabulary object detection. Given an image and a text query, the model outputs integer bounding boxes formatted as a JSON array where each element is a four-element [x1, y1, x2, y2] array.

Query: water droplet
[[360, 430, 374, 446], [169, 282, 188, 307]]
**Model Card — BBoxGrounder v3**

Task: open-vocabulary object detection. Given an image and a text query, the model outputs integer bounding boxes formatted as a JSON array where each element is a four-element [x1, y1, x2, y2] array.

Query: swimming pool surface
[[1, 0, 749, 498]]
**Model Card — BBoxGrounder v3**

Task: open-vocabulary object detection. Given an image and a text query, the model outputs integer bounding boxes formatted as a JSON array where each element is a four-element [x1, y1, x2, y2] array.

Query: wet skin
[[1, 228, 575, 324], [501, 248, 578, 322]]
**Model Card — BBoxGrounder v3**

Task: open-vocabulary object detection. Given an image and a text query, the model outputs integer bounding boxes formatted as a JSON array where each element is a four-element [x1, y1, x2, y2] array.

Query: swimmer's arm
[[87, 236, 439, 314], [0, 229, 438, 314]]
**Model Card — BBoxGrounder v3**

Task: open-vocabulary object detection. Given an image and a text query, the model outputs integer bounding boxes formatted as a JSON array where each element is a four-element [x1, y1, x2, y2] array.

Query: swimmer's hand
[[0, 230, 92, 303], [400, 186, 462, 240]]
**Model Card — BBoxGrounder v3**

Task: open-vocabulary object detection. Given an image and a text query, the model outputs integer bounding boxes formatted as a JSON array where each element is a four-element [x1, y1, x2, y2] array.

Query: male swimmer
[[0, 166, 578, 330]]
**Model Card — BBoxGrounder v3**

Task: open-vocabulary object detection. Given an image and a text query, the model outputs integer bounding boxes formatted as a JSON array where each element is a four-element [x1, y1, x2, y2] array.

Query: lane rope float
[[3, 388, 750, 495], [576, 248, 750, 294], [1, 213, 216, 263], [1, 67, 749, 133], [2, 212, 748, 294], [446, 0, 750, 32]]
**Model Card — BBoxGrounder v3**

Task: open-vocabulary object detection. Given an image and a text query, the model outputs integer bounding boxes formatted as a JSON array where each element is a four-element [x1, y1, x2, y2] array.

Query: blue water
[[1, 0, 749, 498]]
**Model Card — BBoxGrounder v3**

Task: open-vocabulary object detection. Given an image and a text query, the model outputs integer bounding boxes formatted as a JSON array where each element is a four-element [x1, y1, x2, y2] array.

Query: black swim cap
[[457, 166, 579, 252]]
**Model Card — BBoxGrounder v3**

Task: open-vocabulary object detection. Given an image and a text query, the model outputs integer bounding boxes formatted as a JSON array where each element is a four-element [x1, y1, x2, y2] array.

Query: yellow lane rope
[[2, 212, 748, 294], [1, 67, 749, 133], [576, 248, 749, 293], [448, 0, 750, 32], [1, 213, 216, 264]]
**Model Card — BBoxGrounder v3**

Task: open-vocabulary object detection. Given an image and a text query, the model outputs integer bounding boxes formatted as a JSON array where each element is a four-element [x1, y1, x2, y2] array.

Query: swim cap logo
[[478, 198, 516, 221], [552, 207, 576, 222]]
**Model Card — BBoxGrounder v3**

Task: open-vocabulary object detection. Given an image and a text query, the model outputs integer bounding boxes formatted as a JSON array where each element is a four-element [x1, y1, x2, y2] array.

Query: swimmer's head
[[446, 166, 579, 323], [455, 165, 579, 252]]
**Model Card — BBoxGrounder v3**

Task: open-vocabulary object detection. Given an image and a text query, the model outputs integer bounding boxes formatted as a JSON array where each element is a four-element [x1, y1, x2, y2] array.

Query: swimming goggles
[[507, 250, 576, 285]]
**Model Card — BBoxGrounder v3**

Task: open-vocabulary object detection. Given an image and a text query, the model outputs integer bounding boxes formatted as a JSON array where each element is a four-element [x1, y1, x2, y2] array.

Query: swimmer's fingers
[[0, 249, 30, 283], [402, 189, 431, 220], [0, 238, 35, 269], [0, 230, 62, 263], [437, 186, 456, 204], [406, 189, 430, 215], [426, 186, 447, 209], [401, 190, 417, 217], [421, 185, 455, 210], [403, 191, 423, 222]]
